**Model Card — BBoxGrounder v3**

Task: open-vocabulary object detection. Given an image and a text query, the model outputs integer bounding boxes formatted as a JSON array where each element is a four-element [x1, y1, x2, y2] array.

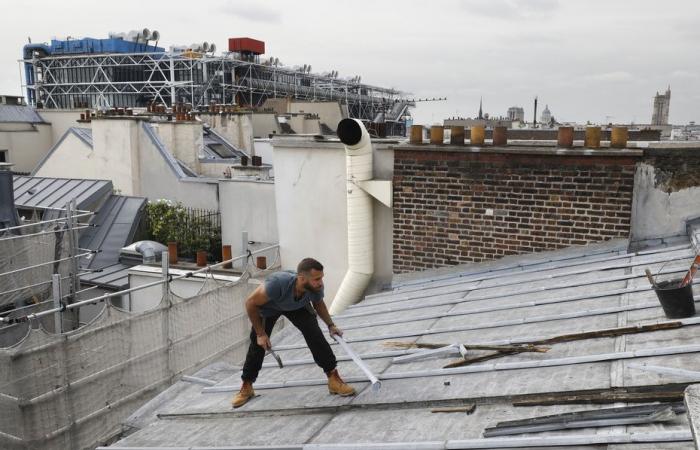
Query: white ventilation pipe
[[330, 119, 375, 314]]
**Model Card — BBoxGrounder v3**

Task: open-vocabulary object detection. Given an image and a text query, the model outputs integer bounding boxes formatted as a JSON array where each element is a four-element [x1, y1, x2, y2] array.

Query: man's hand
[[256, 334, 271, 350], [328, 324, 343, 337]]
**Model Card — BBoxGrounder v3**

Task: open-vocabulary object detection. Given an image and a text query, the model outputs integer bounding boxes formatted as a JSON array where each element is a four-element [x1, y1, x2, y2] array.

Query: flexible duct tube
[[330, 119, 374, 314]]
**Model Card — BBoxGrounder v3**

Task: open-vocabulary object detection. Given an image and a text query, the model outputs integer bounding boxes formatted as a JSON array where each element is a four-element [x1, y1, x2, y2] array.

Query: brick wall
[[393, 148, 640, 273]]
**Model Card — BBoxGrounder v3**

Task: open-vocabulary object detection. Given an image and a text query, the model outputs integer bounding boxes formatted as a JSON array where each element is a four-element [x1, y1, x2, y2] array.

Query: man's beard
[[303, 281, 321, 293]]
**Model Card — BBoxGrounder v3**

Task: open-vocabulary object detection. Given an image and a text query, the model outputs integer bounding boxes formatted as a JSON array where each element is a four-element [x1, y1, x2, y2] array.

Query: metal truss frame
[[23, 52, 412, 123]]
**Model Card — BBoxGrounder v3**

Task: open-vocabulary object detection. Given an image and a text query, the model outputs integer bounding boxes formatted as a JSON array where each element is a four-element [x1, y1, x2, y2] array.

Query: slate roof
[[104, 235, 700, 449]]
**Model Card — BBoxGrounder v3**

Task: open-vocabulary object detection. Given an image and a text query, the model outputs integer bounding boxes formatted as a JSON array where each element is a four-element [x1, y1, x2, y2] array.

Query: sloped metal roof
[[13, 176, 112, 211], [0, 104, 45, 123], [105, 235, 700, 449], [79, 194, 146, 270], [71, 127, 93, 146], [80, 262, 132, 291]]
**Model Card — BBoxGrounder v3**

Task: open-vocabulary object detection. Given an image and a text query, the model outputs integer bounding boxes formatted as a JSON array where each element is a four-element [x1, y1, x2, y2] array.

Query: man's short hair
[[297, 257, 323, 274]]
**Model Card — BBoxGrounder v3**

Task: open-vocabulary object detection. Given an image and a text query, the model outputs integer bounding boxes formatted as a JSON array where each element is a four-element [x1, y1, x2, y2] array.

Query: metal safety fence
[[0, 245, 280, 450]]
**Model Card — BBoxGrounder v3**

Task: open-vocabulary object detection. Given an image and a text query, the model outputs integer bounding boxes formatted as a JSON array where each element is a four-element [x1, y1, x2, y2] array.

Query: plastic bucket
[[653, 279, 696, 319]]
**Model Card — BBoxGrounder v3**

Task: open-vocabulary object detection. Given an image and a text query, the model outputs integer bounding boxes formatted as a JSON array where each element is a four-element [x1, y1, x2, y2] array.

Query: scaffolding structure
[[22, 50, 414, 126]]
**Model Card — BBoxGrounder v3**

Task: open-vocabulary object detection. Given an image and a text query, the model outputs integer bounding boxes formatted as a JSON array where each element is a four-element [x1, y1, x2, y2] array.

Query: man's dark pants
[[241, 307, 337, 382]]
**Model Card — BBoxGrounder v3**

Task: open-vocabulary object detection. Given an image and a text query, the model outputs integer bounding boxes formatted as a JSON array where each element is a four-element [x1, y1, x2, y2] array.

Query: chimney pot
[[585, 126, 602, 149], [410, 125, 424, 144], [611, 126, 629, 149], [449, 126, 465, 145], [222, 245, 232, 269], [492, 126, 508, 146], [470, 126, 485, 146], [557, 126, 574, 148], [429, 126, 444, 145]]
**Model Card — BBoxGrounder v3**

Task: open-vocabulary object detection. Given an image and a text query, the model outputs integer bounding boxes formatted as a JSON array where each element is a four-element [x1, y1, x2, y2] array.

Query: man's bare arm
[[245, 284, 271, 349], [313, 300, 343, 337]]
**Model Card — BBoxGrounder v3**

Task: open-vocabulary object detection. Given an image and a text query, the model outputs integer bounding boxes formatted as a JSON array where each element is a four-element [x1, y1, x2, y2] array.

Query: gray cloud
[[671, 70, 699, 80], [217, 1, 282, 23], [465, 0, 560, 19], [581, 71, 635, 83]]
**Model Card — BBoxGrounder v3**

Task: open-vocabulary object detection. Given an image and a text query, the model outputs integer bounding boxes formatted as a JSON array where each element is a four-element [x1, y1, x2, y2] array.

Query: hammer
[[267, 348, 283, 369]]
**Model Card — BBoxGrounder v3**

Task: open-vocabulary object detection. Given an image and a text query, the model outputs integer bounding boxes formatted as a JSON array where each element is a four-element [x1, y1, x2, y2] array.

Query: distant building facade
[[651, 86, 671, 125], [507, 106, 525, 122], [540, 105, 552, 126]]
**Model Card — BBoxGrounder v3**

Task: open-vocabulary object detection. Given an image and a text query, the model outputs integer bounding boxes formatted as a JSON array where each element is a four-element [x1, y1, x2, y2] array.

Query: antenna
[[533, 95, 538, 128]]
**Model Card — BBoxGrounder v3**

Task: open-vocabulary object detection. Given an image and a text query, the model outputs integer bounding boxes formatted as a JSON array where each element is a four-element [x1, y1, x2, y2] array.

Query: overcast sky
[[1, 0, 697, 125]]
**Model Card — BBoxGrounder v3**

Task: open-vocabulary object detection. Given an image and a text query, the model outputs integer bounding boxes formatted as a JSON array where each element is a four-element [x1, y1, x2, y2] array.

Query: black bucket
[[653, 279, 696, 319]]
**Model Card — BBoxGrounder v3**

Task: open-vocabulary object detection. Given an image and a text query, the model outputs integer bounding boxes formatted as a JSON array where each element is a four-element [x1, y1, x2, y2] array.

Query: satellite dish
[[151, 30, 160, 41], [209, 43, 216, 54], [141, 28, 151, 41], [201, 42, 209, 52]]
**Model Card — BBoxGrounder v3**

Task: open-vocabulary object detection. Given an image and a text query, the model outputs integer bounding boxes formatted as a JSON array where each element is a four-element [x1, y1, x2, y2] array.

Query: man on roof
[[231, 257, 356, 408]]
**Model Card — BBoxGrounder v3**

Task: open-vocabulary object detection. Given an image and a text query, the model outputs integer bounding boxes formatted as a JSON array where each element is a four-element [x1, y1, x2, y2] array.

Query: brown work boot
[[327, 369, 356, 396], [230, 381, 255, 408]]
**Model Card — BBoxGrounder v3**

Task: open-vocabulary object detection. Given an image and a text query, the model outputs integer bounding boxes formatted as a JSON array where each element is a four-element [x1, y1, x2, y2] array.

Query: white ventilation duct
[[140, 28, 151, 42], [330, 119, 392, 315]]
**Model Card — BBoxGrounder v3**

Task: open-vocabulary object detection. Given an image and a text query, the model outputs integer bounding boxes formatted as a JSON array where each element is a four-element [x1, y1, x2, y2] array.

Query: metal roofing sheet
[[12, 176, 112, 211], [108, 237, 700, 449], [71, 127, 93, 146], [80, 263, 131, 290], [0, 104, 45, 123], [78, 194, 146, 270]]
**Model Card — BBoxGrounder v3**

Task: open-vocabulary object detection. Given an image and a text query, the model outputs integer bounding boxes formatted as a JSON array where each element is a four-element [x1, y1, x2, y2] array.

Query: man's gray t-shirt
[[260, 271, 324, 317]]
